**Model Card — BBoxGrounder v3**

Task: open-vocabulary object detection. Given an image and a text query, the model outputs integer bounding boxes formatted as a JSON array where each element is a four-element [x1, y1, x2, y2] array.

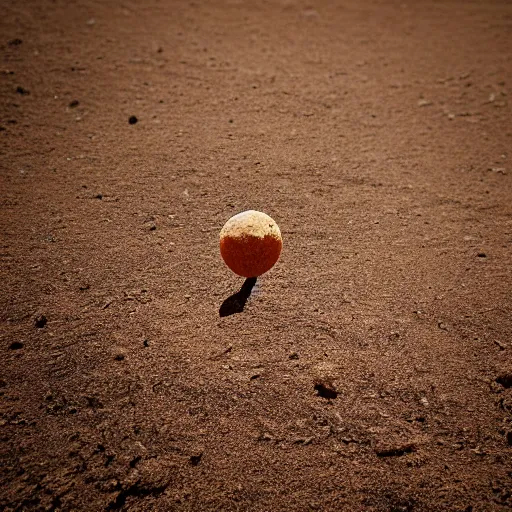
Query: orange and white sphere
[[220, 210, 282, 278]]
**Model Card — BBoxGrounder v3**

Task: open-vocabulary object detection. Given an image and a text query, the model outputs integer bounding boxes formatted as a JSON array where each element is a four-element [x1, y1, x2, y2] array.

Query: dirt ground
[[1, 0, 512, 510]]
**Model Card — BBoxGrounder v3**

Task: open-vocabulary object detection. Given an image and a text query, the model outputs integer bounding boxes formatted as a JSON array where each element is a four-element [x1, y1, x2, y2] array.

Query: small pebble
[[129, 115, 138, 125]]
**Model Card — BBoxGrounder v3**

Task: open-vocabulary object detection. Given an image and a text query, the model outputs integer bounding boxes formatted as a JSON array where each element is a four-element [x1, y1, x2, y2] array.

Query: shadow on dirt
[[219, 277, 257, 317]]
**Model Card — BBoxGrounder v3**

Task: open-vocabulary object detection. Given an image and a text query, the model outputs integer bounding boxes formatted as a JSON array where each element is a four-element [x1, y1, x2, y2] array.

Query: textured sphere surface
[[220, 210, 282, 277]]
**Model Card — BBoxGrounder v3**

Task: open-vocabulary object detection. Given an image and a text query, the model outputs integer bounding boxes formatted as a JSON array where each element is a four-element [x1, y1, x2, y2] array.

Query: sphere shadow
[[219, 277, 257, 317]]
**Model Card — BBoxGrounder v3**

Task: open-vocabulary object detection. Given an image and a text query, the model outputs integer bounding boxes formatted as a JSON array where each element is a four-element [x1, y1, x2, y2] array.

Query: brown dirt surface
[[1, 1, 512, 511]]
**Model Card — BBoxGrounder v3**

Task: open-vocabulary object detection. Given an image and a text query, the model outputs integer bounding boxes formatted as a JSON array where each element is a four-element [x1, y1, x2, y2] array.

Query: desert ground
[[1, 0, 511, 510]]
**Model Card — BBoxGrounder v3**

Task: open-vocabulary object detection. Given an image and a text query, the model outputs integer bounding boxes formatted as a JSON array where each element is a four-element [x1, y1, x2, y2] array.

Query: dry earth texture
[[1, 0, 512, 511]]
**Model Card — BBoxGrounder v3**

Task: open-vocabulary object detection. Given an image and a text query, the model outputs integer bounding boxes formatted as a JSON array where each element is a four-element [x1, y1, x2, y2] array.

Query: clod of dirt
[[495, 373, 512, 388], [293, 436, 314, 445], [16, 86, 30, 95], [69, 100, 80, 108], [289, 352, 299, 360], [34, 314, 47, 328], [375, 442, 416, 457], [8, 38, 23, 46], [314, 378, 338, 399], [128, 115, 138, 125], [438, 321, 449, 331], [9, 341, 24, 350]]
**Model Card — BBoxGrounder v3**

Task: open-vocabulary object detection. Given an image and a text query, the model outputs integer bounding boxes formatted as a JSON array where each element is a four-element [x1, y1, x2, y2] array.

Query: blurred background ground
[[1, 0, 511, 510]]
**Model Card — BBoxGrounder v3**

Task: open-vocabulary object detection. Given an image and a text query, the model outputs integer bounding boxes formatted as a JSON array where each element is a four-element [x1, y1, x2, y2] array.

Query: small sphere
[[220, 210, 282, 277]]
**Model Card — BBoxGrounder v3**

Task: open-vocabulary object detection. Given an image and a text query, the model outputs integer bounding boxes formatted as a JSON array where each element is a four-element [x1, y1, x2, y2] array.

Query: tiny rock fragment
[[9, 341, 24, 350], [494, 340, 506, 350], [417, 99, 433, 107], [129, 115, 138, 125], [293, 436, 314, 445]]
